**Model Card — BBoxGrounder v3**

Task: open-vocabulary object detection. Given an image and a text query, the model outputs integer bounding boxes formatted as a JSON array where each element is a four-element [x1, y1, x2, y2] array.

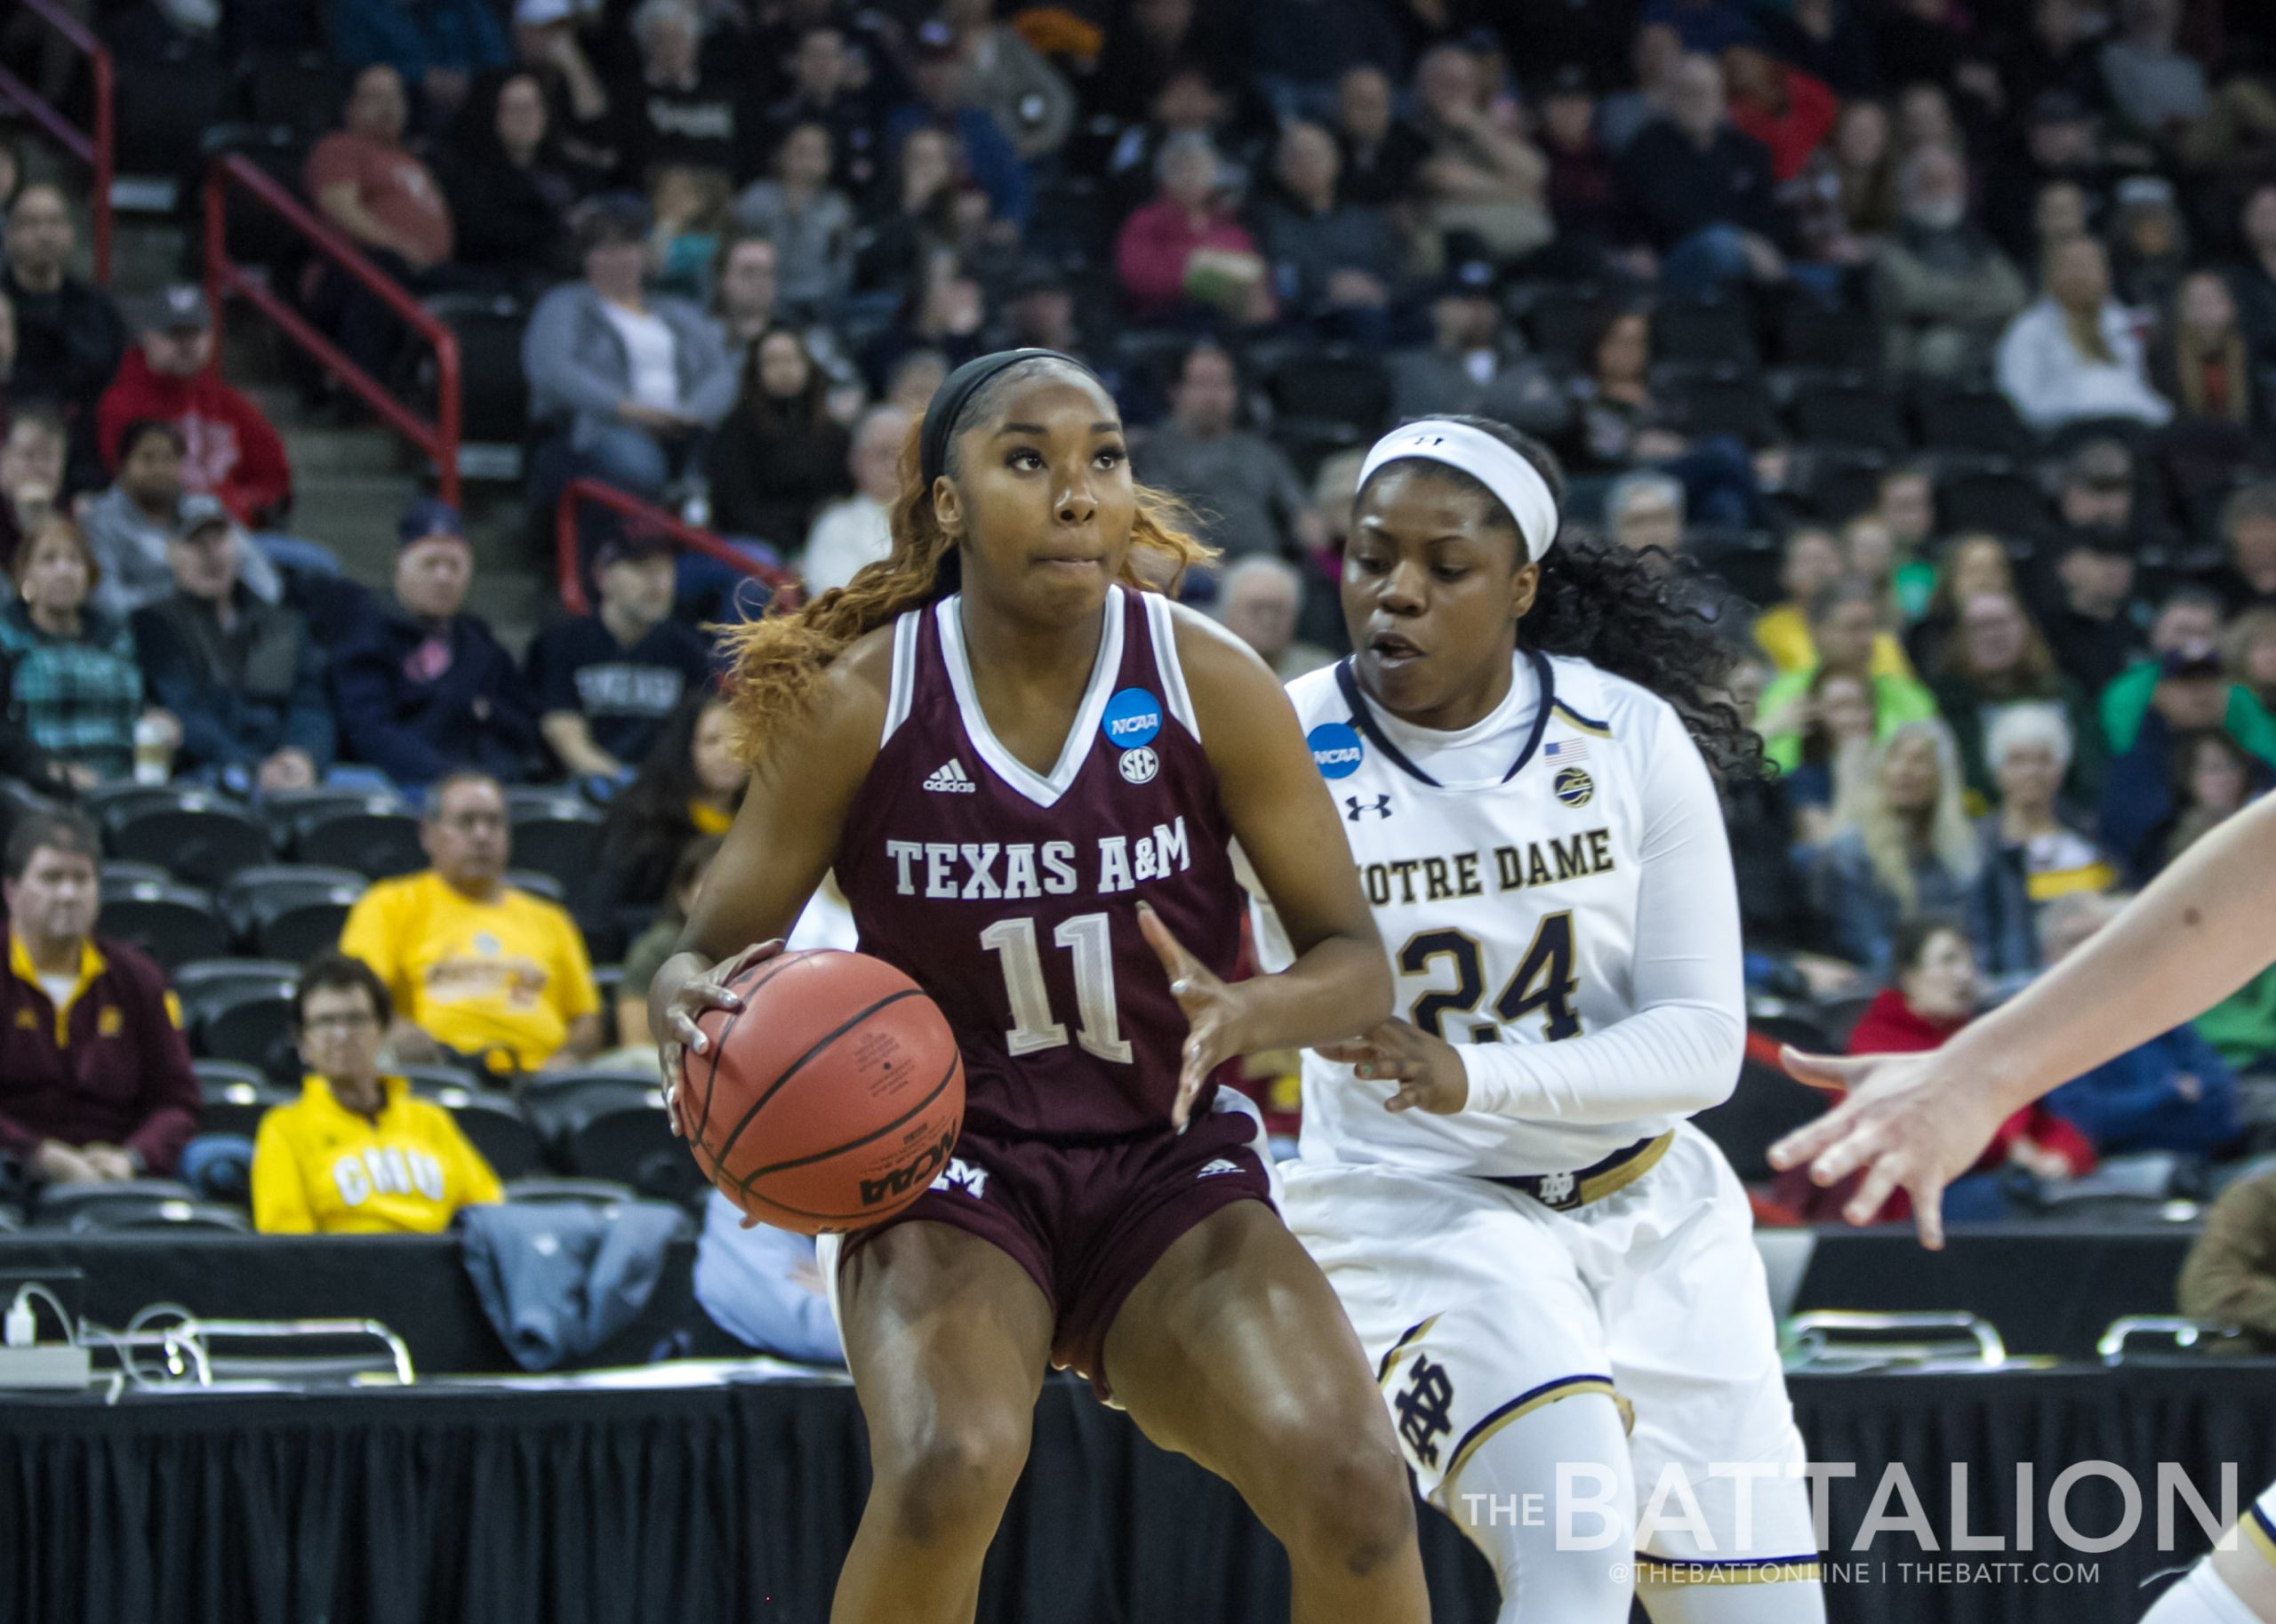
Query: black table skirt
[[4, 1364, 2272, 1624]]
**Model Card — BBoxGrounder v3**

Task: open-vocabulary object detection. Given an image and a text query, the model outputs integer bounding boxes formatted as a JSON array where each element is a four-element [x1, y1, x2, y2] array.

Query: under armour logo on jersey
[[1395, 1356, 1456, 1467], [1345, 794, 1393, 820], [1196, 1158, 1239, 1179], [923, 758, 977, 793]]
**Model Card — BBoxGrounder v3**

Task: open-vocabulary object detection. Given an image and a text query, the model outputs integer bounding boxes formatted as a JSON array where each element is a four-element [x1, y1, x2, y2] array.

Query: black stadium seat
[[287, 796, 425, 879], [404, 1074, 542, 1179], [195, 1062, 293, 1137], [34, 1180, 196, 1227], [176, 959, 301, 1074], [219, 865, 367, 960], [1914, 384, 2035, 458], [101, 790, 270, 888], [520, 1073, 701, 1204], [1660, 365, 1776, 443], [1786, 377, 1911, 455], [1777, 300, 1882, 374], [1654, 298, 1757, 370], [506, 793, 605, 894], [1941, 465, 2048, 539], [99, 877, 231, 968], [1512, 283, 1604, 365], [1261, 349, 1392, 436]]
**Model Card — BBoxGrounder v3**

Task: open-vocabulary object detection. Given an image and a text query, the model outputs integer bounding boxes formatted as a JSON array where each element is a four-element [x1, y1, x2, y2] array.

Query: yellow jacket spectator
[[252, 953, 501, 1234], [339, 772, 602, 1074]]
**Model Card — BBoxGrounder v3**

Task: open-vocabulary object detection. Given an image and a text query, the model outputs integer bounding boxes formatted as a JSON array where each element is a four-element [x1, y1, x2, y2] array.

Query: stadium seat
[[501, 1175, 645, 1209], [1261, 349, 1392, 436], [285, 795, 425, 879], [421, 291, 530, 456], [507, 869, 568, 905], [520, 1073, 701, 1204], [1660, 365, 1776, 443], [32, 1179, 196, 1227], [175, 959, 301, 1073], [196, 1062, 293, 1137], [1913, 384, 2034, 458], [218, 865, 367, 960], [1786, 377, 1911, 455], [402, 1075, 542, 1179], [1777, 300, 1882, 374], [99, 877, 230, 969], [1940, 465, 2048, 539], [100, 860, 172, 887], [506, 794, 605, 894], [1680, 528, 1782, 608], [1511, 283, 1604, 365], [1791, 446, 1890, 521], [101, 790, 270, 888], [64, 1197, 254, 1235], [1654, 298, 1758, 370]]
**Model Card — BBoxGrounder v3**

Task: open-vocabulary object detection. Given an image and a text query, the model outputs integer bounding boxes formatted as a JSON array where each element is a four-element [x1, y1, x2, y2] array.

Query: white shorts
[[1285, 1120, 1815, 1565]]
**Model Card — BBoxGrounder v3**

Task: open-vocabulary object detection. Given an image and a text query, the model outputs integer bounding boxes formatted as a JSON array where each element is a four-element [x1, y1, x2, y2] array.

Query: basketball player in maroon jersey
[[649, 349, 1431, 1623]]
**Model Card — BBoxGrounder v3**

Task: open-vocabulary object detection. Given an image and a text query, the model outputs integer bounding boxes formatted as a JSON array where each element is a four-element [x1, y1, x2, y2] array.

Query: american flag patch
[[1543, 738, 1591, 764]]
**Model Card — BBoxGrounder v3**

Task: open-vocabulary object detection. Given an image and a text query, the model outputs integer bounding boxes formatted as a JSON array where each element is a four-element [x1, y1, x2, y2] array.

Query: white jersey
[[1254, 651, 1745, 1178]]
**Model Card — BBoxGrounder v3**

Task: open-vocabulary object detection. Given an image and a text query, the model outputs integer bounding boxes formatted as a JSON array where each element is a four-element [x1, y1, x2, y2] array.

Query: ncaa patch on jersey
[[1308, 721, 1365, 779], [1553, 765, 1594, 806], [1119, 746, 1160, 784], [1102, 687, 1163, 750]]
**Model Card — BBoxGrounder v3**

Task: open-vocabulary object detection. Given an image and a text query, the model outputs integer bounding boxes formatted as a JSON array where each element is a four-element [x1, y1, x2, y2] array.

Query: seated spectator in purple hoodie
[[2040, 891, 2242, 1156]]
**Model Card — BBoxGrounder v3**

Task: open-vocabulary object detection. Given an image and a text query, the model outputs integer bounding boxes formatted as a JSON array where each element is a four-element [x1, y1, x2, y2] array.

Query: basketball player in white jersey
[[1775, 793, 2276, 1623], [1254, 417, 1825, 1622]]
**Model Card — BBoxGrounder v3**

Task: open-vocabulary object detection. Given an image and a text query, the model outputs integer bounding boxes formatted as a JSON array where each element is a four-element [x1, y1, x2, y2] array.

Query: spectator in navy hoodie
[[330, 500, 538, 788], [2040, 891, 2242, 1156]]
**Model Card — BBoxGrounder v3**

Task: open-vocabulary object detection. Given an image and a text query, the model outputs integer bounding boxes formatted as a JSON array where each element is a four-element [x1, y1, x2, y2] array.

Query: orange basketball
[[681, 949, 966, 1235]]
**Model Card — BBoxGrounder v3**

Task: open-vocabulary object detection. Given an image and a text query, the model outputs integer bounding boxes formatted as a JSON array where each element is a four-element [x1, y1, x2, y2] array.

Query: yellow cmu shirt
[[251, 1076, 502, 1234], [339, 871, 599, 1071]]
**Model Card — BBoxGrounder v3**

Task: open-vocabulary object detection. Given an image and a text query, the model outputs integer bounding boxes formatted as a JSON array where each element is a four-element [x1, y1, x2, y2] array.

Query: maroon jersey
[[837, 585, 1242, 1142]]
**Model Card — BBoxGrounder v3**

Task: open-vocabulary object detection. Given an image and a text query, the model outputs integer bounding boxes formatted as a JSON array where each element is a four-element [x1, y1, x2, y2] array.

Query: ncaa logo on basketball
[[1553, 766, 1594, 807], [1102, 687, 1163, 750], [1307, 722, 1365, 780], [1119, 746, 1160, 784]]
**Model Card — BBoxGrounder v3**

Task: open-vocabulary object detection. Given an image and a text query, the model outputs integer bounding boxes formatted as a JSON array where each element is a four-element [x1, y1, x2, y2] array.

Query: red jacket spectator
[[95, 289, 293, 524], [1114, 133, 1266, 321], [1727, 52, 1839, 184], [304, 66, 455, 270], [1778, 986, 2096, 1222]]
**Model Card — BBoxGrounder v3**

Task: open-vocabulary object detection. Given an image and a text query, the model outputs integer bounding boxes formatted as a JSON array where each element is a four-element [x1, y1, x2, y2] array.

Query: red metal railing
[[556, 477, 803, 615], [0, 0, 114, 284], [203, 156, 461, 505]]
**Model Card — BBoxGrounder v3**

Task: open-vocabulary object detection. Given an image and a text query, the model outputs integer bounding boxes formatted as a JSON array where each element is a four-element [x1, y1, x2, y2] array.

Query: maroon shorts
[[836, 1099, 1277, 1399]]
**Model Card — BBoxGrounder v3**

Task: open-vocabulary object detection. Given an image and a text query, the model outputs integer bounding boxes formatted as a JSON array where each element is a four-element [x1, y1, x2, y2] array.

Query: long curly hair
[[718, 356, 1215, 764], [1365, 415, 1761, 780]]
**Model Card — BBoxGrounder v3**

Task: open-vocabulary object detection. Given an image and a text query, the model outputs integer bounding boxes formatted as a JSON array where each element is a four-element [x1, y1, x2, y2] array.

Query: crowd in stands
[[3, 0, 2276, 1359]]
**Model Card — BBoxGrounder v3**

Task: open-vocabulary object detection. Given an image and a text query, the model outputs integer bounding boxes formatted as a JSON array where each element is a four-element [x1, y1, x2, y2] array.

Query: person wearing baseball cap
[[328, 499, 540, 787], [131, 492, 333, 794], [92, 283, 293, 527], [524, 518, 714, 781]]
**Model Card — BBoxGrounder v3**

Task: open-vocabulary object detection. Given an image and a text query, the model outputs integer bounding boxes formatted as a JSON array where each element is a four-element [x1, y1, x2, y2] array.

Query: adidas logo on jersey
[[1196, 1158, 1240, 1179], [923, 758, 977, 793]]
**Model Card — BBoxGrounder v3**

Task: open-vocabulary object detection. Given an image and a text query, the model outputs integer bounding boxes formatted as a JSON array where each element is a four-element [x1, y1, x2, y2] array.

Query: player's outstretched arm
[[1147, 607, 1392, 1126], [650, 637, 890, 1130], [1772, 794, 2276, 1248]]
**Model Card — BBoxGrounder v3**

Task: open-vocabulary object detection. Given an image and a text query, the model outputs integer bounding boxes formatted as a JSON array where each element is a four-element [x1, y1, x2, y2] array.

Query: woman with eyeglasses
[[249, 953, 501, 1235]]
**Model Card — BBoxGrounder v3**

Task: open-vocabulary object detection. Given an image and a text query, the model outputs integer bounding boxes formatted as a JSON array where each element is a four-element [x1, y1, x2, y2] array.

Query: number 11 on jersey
[[981, 912, 1134, 1063]]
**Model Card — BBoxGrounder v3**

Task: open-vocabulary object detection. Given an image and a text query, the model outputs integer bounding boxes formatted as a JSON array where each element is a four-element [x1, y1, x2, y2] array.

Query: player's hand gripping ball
[[676, 948, 966, 1235]]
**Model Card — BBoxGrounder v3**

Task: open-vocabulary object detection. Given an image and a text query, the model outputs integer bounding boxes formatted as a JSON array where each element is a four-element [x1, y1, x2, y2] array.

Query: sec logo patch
[[1119, 746, 1160, 784], [1553, 766, 1594, 807]]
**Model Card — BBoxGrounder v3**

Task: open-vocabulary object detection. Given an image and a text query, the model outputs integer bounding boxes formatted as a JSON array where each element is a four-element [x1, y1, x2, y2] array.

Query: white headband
[[1358, 420, 1560, 560]]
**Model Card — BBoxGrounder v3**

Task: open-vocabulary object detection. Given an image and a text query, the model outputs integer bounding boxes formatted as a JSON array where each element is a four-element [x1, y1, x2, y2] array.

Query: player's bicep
[[680, 668, 884, 963], [1182, 623, 1373, 955]]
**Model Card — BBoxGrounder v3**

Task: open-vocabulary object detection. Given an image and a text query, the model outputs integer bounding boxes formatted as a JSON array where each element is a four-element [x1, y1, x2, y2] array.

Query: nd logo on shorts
[[1553, 766, 1594, 806], [1104, 688, 1163, 784], [1308, 722, 1365, 780]]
